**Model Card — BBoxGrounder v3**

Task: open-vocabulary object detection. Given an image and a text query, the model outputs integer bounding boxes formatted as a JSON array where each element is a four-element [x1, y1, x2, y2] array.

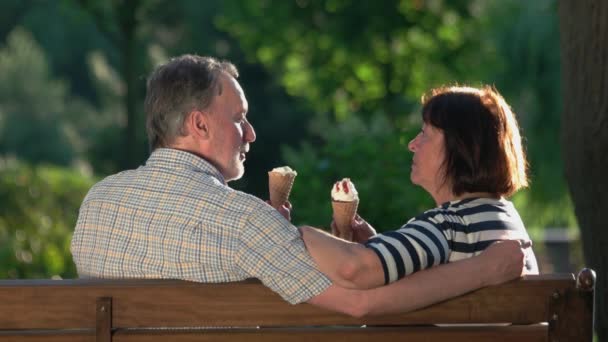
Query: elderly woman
[[300, 85, 538, 289]]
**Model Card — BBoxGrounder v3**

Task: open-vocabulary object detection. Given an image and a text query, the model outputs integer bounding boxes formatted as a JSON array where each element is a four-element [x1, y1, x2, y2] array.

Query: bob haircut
[[420, 85, 528, 197]]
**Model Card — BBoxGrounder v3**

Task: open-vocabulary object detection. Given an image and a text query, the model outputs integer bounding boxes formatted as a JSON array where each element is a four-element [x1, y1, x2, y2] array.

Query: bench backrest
[[0, 270, 595, 342]]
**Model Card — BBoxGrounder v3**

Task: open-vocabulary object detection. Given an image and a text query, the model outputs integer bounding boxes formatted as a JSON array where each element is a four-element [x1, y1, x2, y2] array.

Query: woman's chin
[[409, 172, 418, 185]]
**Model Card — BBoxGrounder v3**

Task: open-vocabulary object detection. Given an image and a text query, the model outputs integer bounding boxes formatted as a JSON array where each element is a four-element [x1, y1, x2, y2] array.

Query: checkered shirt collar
[[146, 148, 226, 184]]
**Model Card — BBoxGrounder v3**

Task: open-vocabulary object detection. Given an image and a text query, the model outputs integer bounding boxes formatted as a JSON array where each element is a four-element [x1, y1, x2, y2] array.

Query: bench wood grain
[[0, 269, 595, 342]]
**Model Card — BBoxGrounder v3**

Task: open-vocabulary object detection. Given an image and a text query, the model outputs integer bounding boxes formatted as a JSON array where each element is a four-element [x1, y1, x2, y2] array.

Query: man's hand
[[267, 200, 292, 221], [480, 240, 531, 286], [331, 214, 376, 243]]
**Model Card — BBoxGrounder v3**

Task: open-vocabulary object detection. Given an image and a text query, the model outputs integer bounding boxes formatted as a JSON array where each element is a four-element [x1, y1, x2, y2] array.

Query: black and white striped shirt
[[365, 197, 537, 284]]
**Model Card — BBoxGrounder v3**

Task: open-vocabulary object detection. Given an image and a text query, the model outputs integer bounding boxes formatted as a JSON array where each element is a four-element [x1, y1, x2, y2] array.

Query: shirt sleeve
[[364, 213, 451, 284], [234, 205, 331, 304]]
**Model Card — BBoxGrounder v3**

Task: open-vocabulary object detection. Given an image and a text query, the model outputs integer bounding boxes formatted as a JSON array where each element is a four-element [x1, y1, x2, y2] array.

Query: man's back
[[71, 148, 330, 304]]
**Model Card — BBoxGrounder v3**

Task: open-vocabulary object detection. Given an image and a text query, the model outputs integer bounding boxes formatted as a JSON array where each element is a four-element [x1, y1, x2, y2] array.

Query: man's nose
[[245, 121, 256, 143]]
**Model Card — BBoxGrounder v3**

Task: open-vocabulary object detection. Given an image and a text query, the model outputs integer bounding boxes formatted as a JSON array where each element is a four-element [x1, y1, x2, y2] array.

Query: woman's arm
[[307, 240, 528, 317]]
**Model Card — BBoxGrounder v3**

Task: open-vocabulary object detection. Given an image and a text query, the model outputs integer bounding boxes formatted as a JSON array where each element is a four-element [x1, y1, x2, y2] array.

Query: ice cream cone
[[332, 199, 359, 241], [268, 171, 296, 209]]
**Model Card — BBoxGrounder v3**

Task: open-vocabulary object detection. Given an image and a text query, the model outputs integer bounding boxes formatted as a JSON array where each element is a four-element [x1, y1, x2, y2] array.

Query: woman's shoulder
[[408, 197, 517, 224], [405, 205, 453, 227], [444, 197, 515, 214], [404, 197, 519, 229]]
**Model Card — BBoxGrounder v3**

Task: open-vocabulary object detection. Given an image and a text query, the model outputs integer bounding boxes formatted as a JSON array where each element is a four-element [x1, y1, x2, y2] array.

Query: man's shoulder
[[82, 169, 137, 199], [214, 187, 275, 218], [80, 165, 274, 221]]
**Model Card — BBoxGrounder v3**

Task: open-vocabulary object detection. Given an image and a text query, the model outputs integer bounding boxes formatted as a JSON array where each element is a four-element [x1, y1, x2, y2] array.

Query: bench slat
[[0, 330, 92, 342], [0, 275, 573, 329], [0, 325, 547, 342]]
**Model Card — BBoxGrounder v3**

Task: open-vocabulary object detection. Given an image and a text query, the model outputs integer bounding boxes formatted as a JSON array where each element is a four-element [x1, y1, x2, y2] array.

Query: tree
[[0, 159, 94, 278], [219, 0, 576, 233], [480, 0, 576, 231], [0, 27, 95, 166], [559, 1, 607, 339], [219, 0, 497, 122], [74, 0, 148, 170], [217, 0, 503, 228], [70, 0, 315, 196], [138, 0, 316, 199]]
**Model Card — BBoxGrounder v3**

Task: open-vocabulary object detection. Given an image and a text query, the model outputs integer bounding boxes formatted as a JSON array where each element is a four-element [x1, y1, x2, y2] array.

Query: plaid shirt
[[71, 148, 330, 304]]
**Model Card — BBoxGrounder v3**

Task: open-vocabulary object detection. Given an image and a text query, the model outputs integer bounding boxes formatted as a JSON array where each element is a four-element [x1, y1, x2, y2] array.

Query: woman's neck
[[455, 192, 499, 201], [433, 190, 499, 206]]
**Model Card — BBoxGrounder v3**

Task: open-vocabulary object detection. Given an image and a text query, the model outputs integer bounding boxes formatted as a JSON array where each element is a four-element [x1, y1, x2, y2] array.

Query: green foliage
[[220, 0, 576, 232], [218, 0, 500, 121], [0, 27, 98, 166], [512, 189, 577, 233], [133, 0, 317, 198], [0, 0, 579, 280], [0, 28, 73, 165], [0, 159, 95, 278], [286, 114, 432, 231], [479, 0, 576, 230]]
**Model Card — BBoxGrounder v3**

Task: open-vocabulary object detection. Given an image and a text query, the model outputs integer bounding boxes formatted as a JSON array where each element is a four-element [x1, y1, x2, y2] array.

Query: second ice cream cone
[[332, 199, 359, 241]]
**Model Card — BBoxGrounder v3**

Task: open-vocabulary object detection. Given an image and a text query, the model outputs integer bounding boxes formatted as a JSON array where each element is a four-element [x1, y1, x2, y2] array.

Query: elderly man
[[71, 54, 527, 317]]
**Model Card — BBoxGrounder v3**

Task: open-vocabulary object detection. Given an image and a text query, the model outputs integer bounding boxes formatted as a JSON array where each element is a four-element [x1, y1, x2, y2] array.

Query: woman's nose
[[408, 135, 418, 152]]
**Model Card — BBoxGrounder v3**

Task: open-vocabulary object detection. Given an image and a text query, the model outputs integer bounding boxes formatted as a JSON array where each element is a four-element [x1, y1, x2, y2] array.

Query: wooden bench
[[0, 269, 595, 342]]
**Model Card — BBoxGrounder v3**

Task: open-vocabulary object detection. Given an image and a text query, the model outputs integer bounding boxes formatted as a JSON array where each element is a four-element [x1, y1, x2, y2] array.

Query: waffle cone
[[332, 199, 359, 241], [268, 172, 296, 209]]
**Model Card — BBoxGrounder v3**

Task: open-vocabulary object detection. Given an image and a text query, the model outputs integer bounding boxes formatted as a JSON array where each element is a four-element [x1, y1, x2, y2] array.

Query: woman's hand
[[331, 214, 377, 243]]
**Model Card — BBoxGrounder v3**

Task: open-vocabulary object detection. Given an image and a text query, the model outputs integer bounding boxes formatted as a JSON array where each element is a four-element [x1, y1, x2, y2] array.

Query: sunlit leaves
[[0, 159, 95, 278], [0, 28, 77, 165], [284, 114, 432, 230], [220, 0, 572, 231], [219, 0, 496, 123]]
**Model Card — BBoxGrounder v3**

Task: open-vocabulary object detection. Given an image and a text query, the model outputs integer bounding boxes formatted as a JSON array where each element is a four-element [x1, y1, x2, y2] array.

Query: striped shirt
[[365, 197, 537, 284], [71, 148, 331, 304]]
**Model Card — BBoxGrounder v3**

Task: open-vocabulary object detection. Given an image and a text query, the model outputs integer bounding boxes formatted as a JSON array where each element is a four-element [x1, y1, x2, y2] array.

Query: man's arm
[[299, 225, 384, 289], [306, 240, 527, 317]]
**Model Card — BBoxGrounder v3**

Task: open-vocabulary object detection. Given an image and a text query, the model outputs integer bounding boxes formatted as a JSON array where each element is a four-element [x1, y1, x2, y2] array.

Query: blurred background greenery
[[0, 0, 579, 279]]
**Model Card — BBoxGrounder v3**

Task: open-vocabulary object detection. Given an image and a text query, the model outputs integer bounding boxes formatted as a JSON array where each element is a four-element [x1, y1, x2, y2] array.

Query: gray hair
[[144, 54, 239, 150]]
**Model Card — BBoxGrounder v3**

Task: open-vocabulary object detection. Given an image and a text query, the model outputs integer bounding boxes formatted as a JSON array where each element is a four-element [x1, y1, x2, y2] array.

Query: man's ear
[[187, 110, 211, 139]]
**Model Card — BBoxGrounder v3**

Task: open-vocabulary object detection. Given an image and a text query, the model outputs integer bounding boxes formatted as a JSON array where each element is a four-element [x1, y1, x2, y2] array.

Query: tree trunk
[[118, 0, 141, 170], [77, 0, 144, 170], [559, 1, 608, 340]]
